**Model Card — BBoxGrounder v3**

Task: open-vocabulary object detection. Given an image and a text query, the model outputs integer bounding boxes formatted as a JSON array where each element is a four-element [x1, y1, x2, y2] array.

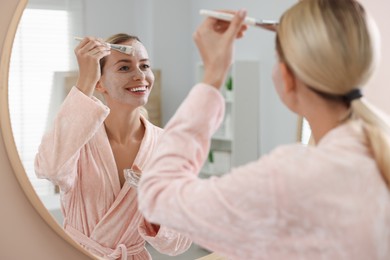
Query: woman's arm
[[35, 37, 111, 191], [138, 84, 279, 256], [137, 84, 226, 246], [34, 87, 109, 191]]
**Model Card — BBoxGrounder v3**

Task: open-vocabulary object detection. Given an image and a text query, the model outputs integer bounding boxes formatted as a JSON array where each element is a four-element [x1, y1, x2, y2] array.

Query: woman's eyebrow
[[114, 59, 132, 65], [114, 58, 150, 65]]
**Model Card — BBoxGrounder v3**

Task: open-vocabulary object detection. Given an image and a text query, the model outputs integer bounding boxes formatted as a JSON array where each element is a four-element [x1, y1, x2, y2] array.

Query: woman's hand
[[193, 9, 248, 89], [74, 37, 111, 97]]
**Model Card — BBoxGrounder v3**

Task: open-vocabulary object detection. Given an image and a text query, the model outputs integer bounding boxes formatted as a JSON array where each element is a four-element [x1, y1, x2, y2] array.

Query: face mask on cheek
[[102, 72, 131, 92]]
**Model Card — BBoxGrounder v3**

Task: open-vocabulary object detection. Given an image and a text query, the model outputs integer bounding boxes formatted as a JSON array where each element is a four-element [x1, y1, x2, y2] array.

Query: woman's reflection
[[34, 34, 191, 259]]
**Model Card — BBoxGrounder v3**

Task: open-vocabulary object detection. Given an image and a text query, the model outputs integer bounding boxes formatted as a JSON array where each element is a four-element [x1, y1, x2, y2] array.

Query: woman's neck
[[305, 100, 350, 144], [298, 85, 351, 144], [104, 106, 144, 144]]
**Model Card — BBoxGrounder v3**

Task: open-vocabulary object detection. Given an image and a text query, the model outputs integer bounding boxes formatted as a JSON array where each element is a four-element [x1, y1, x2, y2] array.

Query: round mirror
[[8, 0, 83, 215], [0, 0, 95, 258], [6, 0, 209, 259]]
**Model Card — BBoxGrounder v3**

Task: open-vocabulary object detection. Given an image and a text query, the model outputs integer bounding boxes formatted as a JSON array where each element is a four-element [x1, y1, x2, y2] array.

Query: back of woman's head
[[278, 0, 390, 188], [277, 0, 379, 95]]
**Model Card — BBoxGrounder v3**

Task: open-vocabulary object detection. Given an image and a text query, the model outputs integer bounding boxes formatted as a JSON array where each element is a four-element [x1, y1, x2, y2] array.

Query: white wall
[[190, 0, 297, 154], [151, 1, 193, 126], [83, 0, 297, 155]]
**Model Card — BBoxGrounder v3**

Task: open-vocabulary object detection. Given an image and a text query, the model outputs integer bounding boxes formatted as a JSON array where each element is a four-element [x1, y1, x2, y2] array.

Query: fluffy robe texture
[[138, 83, 390, 260], [35, 87, 191, 260]]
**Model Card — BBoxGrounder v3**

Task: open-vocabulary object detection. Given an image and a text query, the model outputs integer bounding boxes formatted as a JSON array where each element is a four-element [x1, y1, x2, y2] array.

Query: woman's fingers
[[193, 9, 248, 89], [86, 45, 111, 58], [74, 37, 110, 96], [225, 9, 247, 41], [209, 10, 248, 37], [75, 37, 110, 58]]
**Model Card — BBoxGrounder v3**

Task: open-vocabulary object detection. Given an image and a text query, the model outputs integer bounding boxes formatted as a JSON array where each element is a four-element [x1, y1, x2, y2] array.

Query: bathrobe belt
[[65, 225, 145, 260]]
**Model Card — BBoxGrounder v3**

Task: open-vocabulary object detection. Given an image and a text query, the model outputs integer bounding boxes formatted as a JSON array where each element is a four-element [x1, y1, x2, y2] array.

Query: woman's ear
[[279, 62, 296, 94], [95, 81, 106, 94]]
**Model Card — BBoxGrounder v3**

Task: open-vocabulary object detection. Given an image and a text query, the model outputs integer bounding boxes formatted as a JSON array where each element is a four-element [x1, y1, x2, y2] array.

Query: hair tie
[[343, 89, 362, 102]]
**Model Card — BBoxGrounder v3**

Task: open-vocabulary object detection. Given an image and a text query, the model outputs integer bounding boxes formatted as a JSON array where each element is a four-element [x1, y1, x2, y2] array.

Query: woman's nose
[[132, 68, 145, 81]]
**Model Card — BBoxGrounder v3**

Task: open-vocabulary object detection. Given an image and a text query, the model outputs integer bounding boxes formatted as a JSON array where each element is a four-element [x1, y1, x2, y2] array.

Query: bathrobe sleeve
[[137, 83, 296, 256], [138, 83, 245, 251], [35, 87, 110, 192], [137, 83, 390, 259]]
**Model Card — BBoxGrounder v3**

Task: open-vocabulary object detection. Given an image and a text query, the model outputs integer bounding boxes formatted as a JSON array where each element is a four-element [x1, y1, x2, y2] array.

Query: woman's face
[[98, 40, 154, 108]]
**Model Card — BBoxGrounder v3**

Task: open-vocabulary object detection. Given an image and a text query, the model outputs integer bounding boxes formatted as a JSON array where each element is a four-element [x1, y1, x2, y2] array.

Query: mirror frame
[[0, 0, 97, 258]]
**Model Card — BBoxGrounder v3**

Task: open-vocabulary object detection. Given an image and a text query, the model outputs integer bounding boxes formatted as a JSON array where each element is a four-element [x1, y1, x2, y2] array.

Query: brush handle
[[199, 9, 277, 27], [74, 36, 114, 46], [200, 9, 257, 26]]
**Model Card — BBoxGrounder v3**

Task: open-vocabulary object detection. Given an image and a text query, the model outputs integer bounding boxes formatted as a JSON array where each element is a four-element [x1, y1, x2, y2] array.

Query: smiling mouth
[[127, 86, 147, 93]]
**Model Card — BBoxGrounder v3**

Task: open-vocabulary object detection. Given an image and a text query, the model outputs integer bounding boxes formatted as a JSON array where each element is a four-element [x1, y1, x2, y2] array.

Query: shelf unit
[[197, 60, 261, 178]]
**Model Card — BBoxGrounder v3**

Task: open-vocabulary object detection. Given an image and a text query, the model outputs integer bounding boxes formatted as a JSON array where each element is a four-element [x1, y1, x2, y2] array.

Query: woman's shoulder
[[268, 142, 310, 160], [267, 121, 375, 176]]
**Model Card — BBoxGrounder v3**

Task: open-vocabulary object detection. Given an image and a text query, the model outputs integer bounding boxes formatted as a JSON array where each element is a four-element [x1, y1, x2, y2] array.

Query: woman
[[35, 34, 191, 259], [138, 1, 390, 259]]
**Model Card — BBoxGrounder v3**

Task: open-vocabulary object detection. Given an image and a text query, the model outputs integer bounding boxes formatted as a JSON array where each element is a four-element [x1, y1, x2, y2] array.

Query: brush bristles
[[110, 44, 134, 55]]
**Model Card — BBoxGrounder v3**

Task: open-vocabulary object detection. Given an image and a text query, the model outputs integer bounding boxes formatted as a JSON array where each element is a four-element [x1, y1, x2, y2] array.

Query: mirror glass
[[9, 0, 82, 219], [9, 0, 81, 205], [7, 0, 210, 259]]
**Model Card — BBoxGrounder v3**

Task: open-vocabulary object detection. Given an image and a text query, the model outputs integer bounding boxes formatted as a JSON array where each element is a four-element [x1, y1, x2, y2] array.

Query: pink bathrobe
[[138, 83, 390, 260], [35, 87, 191, 260]]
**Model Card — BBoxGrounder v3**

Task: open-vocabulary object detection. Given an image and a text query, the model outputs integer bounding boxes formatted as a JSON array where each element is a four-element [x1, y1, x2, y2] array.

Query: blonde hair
[[277, 0, 390, 188], [100, 33, 140, 74]]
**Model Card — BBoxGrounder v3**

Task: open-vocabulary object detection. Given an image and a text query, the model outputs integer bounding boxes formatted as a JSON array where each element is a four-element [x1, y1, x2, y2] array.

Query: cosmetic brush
[[199, 9, 278, 31], [74, 37, 134, 55]]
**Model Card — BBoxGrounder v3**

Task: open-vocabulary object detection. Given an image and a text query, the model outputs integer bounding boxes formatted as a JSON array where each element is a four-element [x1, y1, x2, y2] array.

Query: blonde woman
[[138, 1, 390, 259], [35, 34, 191, 259]]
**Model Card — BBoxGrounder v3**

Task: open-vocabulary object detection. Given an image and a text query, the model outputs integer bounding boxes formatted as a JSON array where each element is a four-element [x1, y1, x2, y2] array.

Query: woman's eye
[[119, 66, 130, 71], [141, 64, 150, 70]]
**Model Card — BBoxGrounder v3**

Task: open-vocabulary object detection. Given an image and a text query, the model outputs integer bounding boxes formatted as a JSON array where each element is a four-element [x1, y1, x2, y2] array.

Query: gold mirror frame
[[0, 0, 97, 258]]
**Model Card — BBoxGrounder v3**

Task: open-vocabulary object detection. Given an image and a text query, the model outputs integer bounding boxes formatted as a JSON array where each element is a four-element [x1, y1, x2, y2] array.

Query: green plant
[[225, 76, 233, 91], [208, 150, 214, 163]]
